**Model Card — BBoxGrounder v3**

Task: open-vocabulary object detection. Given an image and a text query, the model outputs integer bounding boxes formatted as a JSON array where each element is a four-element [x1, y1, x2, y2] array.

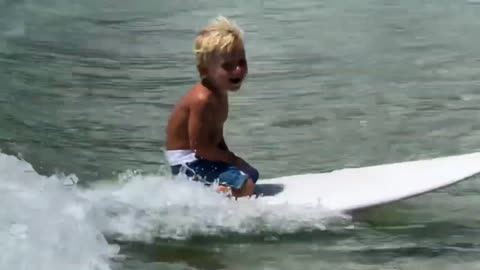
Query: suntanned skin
[[166, 46, 255, 197], [166, 80, 230, 159]]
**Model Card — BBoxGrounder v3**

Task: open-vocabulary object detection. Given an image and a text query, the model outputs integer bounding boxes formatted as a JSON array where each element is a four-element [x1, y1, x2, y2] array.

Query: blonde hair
[[194, 16, 244, 69]]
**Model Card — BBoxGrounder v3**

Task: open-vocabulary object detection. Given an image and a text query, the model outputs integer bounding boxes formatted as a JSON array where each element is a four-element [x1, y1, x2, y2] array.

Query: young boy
[[165, 16, 259, 198]]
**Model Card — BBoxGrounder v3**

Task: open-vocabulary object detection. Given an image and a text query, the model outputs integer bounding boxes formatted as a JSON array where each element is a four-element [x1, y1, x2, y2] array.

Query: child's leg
[[181, 159, 257, 197], [216, 178, 254, 197], [216, 185, 231, 193], [231, 178, 255, 197]]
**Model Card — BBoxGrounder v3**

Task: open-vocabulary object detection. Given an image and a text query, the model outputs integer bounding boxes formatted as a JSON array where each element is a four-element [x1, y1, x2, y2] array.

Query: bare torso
[[166, 82, 228, 151]]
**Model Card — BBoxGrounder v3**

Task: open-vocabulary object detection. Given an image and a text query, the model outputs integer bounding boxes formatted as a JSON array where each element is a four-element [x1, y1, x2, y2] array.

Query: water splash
[[0, 153, 117, 270], [84, 172, 350, 242], [0, 151, 350, 270]]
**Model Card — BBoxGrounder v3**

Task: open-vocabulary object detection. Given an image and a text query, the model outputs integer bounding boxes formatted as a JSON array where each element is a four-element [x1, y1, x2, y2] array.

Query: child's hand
[[235, 157, 259, 182]]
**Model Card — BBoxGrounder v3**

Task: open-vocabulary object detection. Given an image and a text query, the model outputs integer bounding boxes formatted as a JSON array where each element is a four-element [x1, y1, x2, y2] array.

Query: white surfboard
[[254, 152, 480, 212]]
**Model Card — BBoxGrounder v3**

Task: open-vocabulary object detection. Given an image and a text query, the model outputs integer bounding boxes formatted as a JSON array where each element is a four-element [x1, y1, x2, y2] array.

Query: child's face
[[202, 46, 248, 92]]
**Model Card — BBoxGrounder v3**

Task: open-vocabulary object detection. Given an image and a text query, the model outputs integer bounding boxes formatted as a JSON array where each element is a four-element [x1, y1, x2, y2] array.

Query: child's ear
[[197, 65, 208, 78]]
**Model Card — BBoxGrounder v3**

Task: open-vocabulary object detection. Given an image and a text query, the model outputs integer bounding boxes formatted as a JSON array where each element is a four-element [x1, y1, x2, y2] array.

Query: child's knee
[[244, 178, 255, 194], [242, 163, 259, 182], [242, 178, 255, 196], [232, 178, 255, 197]]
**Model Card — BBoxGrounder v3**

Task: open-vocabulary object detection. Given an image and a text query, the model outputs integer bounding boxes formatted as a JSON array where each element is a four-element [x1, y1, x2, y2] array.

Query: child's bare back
[[165, 16, 259, 198]]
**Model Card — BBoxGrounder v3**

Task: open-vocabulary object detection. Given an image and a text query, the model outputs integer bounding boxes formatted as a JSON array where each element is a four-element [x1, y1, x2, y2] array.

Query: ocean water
[[1, 0, 480, 269]]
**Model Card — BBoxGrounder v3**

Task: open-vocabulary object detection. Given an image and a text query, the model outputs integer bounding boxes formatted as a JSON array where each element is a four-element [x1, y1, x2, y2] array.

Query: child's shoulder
[[184, 82, 217, 107]]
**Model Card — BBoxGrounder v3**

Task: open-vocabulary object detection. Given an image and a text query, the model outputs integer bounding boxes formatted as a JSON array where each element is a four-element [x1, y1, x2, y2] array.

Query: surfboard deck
[[252, 152, 480, 212]]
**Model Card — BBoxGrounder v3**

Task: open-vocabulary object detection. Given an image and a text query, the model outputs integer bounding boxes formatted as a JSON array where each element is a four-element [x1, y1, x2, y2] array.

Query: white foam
[[0, 152, 350, 269], [0, 153, 117, 270], [83, 172, 349, 242]]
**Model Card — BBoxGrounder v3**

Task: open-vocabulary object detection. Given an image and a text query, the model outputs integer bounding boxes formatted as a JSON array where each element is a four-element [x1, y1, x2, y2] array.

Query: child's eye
[[222, 59, 246, 71], [222, 62, 235, 71]]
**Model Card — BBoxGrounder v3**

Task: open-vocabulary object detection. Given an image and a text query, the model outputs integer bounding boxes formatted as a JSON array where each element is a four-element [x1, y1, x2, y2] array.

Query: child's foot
[[216, 185, 232, 197]]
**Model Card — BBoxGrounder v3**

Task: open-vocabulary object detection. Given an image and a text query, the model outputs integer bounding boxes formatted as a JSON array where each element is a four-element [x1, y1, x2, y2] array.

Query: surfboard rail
[[255, 152, 480, 212]]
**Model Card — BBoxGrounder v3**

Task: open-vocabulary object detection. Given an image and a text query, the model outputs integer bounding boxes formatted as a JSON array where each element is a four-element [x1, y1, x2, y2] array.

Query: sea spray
[[83, 172, 350, 242], [0, 153, 117, 270]]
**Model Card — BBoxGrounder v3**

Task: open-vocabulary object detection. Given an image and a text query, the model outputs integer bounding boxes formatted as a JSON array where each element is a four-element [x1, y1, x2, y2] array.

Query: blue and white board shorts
[[166, 150, 259, 190], [170, 159, 251, 190]]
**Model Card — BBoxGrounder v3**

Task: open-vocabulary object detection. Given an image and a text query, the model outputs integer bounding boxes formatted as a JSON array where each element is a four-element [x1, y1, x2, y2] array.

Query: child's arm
[[189, 97, 239, 165], [218, 136, 229, 151], [218, 134, 259, 181]]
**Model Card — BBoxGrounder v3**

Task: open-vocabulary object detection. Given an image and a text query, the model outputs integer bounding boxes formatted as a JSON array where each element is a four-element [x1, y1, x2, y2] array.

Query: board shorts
[[166, 150, 254, 190]]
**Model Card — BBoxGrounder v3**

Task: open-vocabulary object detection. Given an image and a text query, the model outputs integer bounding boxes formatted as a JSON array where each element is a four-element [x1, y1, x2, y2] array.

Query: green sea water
[[1, 0, 480, 269]]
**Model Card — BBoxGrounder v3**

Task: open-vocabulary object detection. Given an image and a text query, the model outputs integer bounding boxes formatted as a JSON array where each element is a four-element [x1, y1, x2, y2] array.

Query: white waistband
[[165, 150, 197, 166]]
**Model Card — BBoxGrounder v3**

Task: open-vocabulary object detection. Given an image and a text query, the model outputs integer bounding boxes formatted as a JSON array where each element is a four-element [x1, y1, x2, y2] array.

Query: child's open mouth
[[229, 78, 242, 84]]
